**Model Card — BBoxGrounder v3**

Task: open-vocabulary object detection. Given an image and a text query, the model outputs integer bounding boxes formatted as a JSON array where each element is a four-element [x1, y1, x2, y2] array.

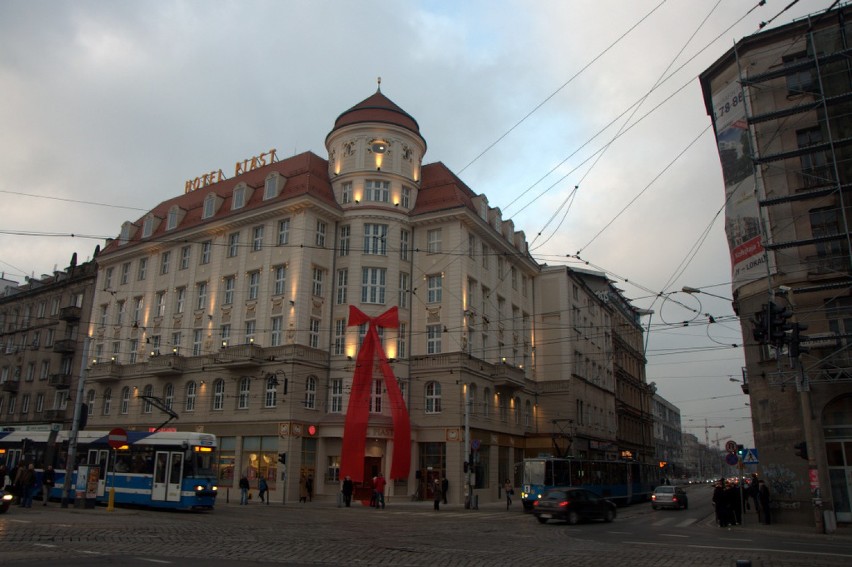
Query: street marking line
[[720, 538, 753, 542], [33, 544, 57, 548], [660, 534, 690, 538], [676, 519, 696, 528], [136, 559, 172, 564], [9, 519, 32, 524], [607, 531, 633, 535]]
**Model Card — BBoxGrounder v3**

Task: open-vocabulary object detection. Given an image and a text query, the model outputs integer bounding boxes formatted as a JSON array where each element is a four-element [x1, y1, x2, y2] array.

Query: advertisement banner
[[711, 81, 773, 291]]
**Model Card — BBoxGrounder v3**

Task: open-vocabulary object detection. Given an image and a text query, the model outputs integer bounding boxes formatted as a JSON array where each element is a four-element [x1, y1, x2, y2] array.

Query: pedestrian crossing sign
[[742, 449, 759, 465]]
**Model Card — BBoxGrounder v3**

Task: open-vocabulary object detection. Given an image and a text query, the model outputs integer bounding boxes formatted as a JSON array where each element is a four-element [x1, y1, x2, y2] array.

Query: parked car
[[532, 487, 616, 525], [651, 485, 688, 510], [0, 487, 12, 514]]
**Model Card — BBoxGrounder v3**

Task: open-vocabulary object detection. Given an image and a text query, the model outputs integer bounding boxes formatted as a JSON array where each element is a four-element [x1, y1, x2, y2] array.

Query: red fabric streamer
[[340, 306, 411, 484]]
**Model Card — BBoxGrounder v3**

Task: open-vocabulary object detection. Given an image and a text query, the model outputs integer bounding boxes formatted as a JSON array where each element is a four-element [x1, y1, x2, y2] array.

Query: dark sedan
[[532, 487, 617, 525]]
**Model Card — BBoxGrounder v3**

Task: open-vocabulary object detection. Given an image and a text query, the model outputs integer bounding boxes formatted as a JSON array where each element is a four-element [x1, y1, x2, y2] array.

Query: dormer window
[[119, 221, 136, 245], [166, 206, 181, 230], [142, 215, 155, 238], [264, 175, 278, 200], [233, 185, 246, 210], [203, 194, 217, 219]]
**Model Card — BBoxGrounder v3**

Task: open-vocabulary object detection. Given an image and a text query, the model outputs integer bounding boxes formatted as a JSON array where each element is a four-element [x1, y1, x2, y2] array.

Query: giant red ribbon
[[340, 306, 411, 484]]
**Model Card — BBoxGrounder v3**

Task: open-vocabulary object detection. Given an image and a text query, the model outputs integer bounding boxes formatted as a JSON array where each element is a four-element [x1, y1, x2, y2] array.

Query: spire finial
[[377, 76, 382, 92]]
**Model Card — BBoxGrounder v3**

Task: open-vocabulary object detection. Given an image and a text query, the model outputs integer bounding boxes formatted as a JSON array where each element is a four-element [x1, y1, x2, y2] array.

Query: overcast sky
[[0, 0, 830, 453]]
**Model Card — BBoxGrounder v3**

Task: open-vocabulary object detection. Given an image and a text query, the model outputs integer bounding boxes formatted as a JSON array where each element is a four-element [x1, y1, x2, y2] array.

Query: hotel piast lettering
[[185, 169, 226, 193], [235, 149, 278, 176]]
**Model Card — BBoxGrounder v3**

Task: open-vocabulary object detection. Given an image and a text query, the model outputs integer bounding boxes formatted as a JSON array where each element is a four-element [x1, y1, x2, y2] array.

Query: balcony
[[212, 343, 264, 370], [491, 362, 526, 389], [149, 354, 187, 377], [87, 361, 123, 383], [44, 408, 67, 421], [48, 373, 73, 389], [59, 305, 82, 322], [1, 380, 20, 393], [53, 339, 76, 354]]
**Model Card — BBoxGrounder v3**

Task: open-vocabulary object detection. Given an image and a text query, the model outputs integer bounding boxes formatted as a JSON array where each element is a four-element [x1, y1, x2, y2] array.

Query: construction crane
[[683, 419, 725, 448]]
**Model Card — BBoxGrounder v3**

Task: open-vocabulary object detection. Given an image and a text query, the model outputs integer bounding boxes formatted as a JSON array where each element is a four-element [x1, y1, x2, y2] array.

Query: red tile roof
[[412, 162, 479, 216], [100, 151, 337, 257], [327, 90, 423, 142]]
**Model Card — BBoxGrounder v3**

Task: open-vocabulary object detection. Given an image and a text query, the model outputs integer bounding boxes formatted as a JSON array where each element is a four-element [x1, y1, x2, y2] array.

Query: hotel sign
[[185, 148, 278, 193]]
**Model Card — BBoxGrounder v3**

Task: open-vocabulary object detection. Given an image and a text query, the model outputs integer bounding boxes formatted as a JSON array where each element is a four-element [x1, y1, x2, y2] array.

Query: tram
[[515, 456, 656, 511], [0, 429, 218, 510]]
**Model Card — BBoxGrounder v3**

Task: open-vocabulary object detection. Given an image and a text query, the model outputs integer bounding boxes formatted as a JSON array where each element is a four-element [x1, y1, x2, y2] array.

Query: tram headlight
[[212, 485, 218, 491], [1, 493, 12, 502]]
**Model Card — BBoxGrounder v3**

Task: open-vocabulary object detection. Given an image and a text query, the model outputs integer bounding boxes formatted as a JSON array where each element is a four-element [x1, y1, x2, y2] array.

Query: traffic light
[[768, 301, 793, 347], [278, 452, 287, 465], [752, 303, 769, 344], [790, 322, 809, 359], [659, 461, 667, 469], [736, 444, 745, 458], [794, 441, 808, 460], [306, 425, 318, 437]]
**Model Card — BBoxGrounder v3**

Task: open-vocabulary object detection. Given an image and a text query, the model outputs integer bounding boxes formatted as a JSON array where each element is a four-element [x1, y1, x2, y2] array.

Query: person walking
[[503, 479, 513, 510], [306, 474, 314, 502], [239, 475, 250, 505], [373, 472, 386, 509], [441, 476, 449, 505], [257, 477, 268, 504], [20, 464, 36, 508], [341, 476, 353, 508], [712, 481, 729, 527], [299, 474, 308, 503], [42, 465, 55, 506], [758, 480, 772, 525], [433, 478, 442, 511]]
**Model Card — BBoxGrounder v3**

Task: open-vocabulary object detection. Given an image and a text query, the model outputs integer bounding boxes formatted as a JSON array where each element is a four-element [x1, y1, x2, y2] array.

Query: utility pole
[[61, 337, 90, 508], [464, 384, 471, 510]]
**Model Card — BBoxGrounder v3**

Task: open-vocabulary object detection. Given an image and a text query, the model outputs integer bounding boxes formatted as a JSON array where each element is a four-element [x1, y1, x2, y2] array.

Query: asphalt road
[[1, 484, 850, 566]]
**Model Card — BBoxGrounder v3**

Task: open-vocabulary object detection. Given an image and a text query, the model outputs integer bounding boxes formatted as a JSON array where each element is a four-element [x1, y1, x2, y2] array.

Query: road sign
[[725, 440, 737, 454], [107, 427, 128, 449], [725, 452, 739, 466], [742, 449, 759, 465]]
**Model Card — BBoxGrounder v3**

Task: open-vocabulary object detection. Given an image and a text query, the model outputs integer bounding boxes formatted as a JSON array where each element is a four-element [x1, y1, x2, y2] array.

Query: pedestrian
[[503, 479, 513, 510], [306, 474, 314, 502], [239, 475, 250, 505], [712, 481, 728, 527], [748, 473, 760, 513], [42, 465, 55, 506], [342, 476, 353, 508], [433, 478, 442, 511], [258, 476, 268, 504], [373, 472, 386, 509], [758, 480, 772, 525], [299, 473, 308, 503], [441, 476, 449, 505], [20, 464, 36, 508], [726, 481, 742, 525]]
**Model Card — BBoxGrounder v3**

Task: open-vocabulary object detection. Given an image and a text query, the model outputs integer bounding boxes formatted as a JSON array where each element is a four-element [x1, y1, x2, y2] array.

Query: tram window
[[155, 454, 168, 484]]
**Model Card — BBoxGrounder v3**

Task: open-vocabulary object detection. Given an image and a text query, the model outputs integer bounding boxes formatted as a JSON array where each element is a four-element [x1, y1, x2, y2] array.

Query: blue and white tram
[[515, 457, 656, 511], [0, 429, 218, 510]]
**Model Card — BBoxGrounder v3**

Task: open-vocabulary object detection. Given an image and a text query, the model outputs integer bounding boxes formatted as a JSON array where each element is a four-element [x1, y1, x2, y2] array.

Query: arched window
[[102, 388, 112, 416], [265, 376, 277, 408], [482, 388, 490, 418], [305, 376, 317, 409], [213, 379, 225, 410], [142, 384, 153, 413], [425, 381, 442, 414], [120, 387, 130, 414], [185, 381, 197, 412], [86, 389, 96, 415], [238, 377, 250, 409], [164, 383, 174, 410]]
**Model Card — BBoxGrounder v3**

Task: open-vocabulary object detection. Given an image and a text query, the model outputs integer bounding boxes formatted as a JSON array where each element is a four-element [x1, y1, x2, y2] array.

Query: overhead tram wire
[[0, 189, 149, 212], [504, 0, 773, 220], [456, 0, 669, 176], [529, 0, 724, 252]]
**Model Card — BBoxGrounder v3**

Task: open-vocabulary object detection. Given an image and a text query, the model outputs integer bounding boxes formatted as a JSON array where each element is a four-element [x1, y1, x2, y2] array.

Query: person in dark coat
[[712, 481, 728, 527], [239, 476, 250, 505], [42, 465, 55, 506], [758, 480, 772, 525], [726, 481, 742, 525], [441, 477, 449, 505], [341, 476, 353, 508], [432, 478, 442, 511]]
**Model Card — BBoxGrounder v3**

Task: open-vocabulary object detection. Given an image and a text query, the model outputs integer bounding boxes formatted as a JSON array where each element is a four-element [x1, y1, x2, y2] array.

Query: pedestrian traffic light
[[790, 322, 809, 359], [794, 441, 808, 460], [768, 301, 793, 347], [752, 303, 770, 344], [278, 452, 287, 465], [736, 445, 745, 457], [306, 424, 318, 437]]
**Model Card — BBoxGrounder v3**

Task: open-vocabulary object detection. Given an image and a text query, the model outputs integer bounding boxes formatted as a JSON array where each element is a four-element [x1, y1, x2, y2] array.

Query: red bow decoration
[[340, 306, 411, 483]]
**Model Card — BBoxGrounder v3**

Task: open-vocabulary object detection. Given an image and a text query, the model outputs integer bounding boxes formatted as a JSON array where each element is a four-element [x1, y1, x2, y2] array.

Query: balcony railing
[[52, 339, 76, 354], [212, 344, 264, 370], [1, 380, 20, 393], [87, 361, 123, 382], [48, 373, 73, 388], [59, 305, 82, 322], [492, 362, 526, 389], [149, 354, 187, 376]]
